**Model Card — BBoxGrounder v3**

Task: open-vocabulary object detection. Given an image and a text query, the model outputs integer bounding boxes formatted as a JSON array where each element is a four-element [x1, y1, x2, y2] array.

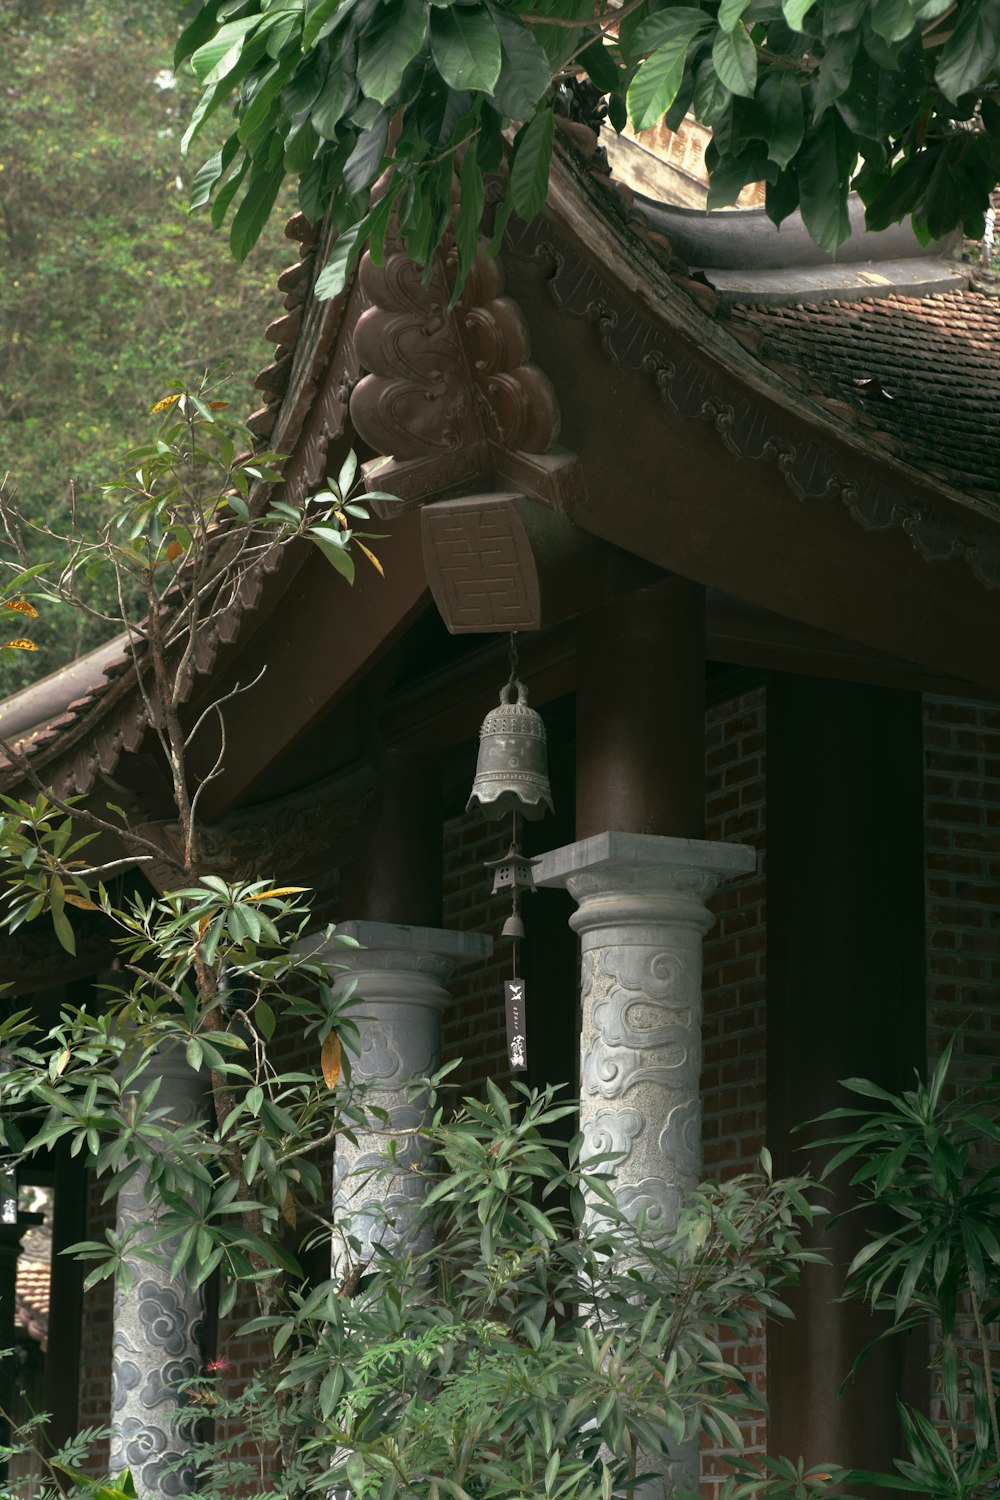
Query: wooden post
[[766, 675, 927, 1474], [576, 577, 705, 841], [348, 750, 443, 928]]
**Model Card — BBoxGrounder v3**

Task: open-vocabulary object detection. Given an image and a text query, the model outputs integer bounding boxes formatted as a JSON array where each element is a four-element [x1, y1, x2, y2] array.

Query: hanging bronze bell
[[467, 680, 554, 821]]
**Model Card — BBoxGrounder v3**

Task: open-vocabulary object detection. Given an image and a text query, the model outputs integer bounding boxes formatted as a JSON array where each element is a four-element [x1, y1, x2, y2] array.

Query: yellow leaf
[[150, 393, 181, 414], [55, 1047, 71, 1076], [208, 401, 229, 410], [335, 509, 348, 528], [2, 599, 38, 617], [245, 886, 310, 902], [63, 893, 99, 911], [2, 638, 38, 650], [356, 541, 384, 577], [321, 1032, 342, 1088], [166, 539, 184, 561], [282, 1191, 297, 1230]]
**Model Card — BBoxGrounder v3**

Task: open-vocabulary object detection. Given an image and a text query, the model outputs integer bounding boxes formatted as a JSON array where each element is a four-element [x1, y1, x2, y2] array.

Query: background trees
[[0, 0, 290, 688]]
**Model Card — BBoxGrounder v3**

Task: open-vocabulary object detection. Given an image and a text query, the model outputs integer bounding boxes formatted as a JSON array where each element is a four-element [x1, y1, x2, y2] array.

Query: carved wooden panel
[[422, 494, 541, 632]]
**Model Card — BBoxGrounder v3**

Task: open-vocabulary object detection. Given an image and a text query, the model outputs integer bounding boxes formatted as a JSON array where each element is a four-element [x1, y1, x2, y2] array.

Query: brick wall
[[700, 687, 769, 1492], [77, 1176, 113, 1476], [924, 694, 1000, 1083], [923, 694, 1000, 1439], [440, 810, 516, 1095]]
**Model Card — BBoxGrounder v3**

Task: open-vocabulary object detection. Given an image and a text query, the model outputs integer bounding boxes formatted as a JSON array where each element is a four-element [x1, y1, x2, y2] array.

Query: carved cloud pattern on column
[[110, 1050, 205, 1500], [350, 239, 560, 463], [536, 836, 755, 1499], [306, 923, 490, 1274]]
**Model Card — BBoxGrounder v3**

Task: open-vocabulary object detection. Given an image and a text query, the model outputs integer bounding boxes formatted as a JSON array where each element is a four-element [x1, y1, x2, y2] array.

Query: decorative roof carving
[[349, 236, 582, 511], [133, 777, 376, 891]]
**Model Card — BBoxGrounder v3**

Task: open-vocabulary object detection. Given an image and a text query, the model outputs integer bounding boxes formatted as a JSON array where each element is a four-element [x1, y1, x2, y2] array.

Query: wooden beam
[[189, 509, 430, 821]]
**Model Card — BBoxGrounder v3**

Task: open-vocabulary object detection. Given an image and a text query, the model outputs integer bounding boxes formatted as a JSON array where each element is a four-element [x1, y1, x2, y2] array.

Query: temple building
[[1, 119, 999, 1496]]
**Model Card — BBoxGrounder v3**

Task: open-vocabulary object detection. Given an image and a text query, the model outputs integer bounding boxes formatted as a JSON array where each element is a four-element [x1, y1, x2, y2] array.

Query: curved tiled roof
[[724, 289, 1000, 513]]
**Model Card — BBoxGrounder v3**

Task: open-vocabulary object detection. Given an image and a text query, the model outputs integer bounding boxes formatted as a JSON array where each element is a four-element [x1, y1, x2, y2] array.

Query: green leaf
[[210, 154, 250, 228], [358, 0, 429, 104], [836, 39, 924, 138], [744, 68, 804, 168], [490, 7, 553, 120], [712, 23, 757, 97], [192, 16, 261, 85], [693, 54, 731, 123], [310, 529, 358, 580], [782, 0, 816, 30], [509, 107, 555, 221], [430, 5, 503, 93], [312, 62, 359, 139], [797, 109, 852, 251], [862, 149, 934, 231], [718, 0, 750, 27], [51, 905, 76, 957], [256, 999, 276, 1041], [453, 141, 485, 299], [176, 1, 227, 66], [870, 0, 917, 42], [230, 160, 286, 262], [627, 14, 710, 130], [344, 112, 390, 194], [190, 136, 240, 211], [305, 0, 347, 48], [935, 0, 1000, 103]]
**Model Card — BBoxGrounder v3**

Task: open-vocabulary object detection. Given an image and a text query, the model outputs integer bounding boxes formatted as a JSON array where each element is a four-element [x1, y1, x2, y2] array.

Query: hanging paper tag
[[505, 978, 527, 1072]]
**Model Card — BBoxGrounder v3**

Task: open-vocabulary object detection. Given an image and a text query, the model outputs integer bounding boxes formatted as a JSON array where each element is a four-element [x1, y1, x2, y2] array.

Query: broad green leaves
[[627, 11, 712, 131], [798, 110, 853, 250], [176, 0, 1000, 288], [510, 107, 556, 222], [491, 7, 551, 121], [430, 4, 502, 93], [358, 0, 428, 104], [740, 71, 804, 171], [712, 24, 758, 98], [934, 0, 1000, 102]]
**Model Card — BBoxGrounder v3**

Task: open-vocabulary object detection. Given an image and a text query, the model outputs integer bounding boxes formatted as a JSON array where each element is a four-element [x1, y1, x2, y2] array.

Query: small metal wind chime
[[466, 635, 553, 1074]]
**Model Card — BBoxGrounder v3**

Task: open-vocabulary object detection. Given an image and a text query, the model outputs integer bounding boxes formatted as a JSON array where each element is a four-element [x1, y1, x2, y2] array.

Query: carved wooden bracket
[[350, 238, 585, 513], [422, 491, 658, 633]]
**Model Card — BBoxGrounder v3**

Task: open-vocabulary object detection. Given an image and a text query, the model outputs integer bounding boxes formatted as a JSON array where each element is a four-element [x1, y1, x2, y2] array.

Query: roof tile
[[725, 287, 1000, 508]]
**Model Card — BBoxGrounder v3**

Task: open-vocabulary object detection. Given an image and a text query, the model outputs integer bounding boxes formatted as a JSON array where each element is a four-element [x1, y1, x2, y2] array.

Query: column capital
[[534, 831, 755, 931], [301, 921, 492, 999]]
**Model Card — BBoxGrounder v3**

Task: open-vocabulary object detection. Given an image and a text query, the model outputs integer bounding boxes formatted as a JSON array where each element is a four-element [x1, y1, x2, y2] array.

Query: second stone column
[[309, 921, 491, 1274]]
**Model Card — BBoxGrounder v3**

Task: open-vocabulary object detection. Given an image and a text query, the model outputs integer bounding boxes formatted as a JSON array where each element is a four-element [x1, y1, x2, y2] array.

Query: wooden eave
[[5, 145, 1000, 863]]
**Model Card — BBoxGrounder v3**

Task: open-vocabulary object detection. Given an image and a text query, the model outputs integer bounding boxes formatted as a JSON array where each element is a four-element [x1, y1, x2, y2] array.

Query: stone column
[[110, 1047, 205, 1500], [308, 922, 491, 1273], [535, 831, 755, 1496]]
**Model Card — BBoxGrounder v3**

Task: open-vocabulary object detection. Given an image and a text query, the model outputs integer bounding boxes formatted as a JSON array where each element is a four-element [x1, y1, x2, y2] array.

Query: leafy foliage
[[175, 0, 1000, 297], [171, 1083, 840, 1500], [814, 1040, 1000, 1498]]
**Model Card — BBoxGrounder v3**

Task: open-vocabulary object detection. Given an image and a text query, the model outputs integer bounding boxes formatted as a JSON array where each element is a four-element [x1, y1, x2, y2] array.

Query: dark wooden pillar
[[45, 1146, 86, 1450], [767, 676, 926, 1474], [576, 577, 705, 839], [349, 749, 443, 926]]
